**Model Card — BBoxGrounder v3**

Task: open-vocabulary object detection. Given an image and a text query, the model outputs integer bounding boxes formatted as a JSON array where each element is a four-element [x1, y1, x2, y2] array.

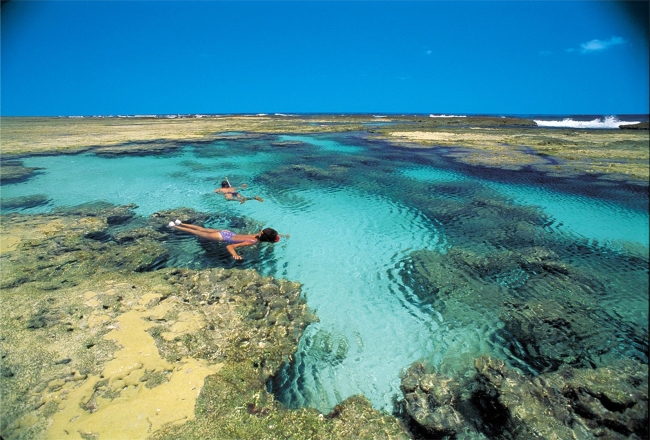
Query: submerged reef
[[395, 184, 648, 438], [401, 193, 648, 372], [0, 159, 43, 185], [0, 204, 407, 439]]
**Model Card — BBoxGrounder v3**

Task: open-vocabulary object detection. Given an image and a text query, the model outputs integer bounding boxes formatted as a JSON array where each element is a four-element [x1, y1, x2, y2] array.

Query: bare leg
[[172, 223, 223, 241], [175, 222, 214, 233]]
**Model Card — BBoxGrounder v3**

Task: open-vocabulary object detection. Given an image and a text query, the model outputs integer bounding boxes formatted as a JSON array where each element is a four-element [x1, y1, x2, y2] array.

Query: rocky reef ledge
[[0, 203, 406, 439], [400, 356, 647, 439], [619, 122, 649, 130]]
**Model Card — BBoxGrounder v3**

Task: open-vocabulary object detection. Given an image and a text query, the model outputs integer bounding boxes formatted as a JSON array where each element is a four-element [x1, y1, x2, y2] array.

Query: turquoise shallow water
[[2, 132, 648, 413]]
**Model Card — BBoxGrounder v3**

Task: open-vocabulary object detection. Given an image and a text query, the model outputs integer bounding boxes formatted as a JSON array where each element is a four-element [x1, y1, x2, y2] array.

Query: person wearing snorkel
[[167, 219, 285, 260], [214, 178, 263, 204]]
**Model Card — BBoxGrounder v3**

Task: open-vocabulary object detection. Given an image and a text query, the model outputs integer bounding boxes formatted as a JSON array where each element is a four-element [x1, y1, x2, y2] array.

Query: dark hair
[[221, 180, 231, 188], [258, 228, 279, 243]]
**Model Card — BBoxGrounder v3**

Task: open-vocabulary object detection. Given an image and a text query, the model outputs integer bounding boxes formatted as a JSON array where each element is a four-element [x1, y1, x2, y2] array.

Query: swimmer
[[167, 220, 286, 260], [214, 180, 263, 204]]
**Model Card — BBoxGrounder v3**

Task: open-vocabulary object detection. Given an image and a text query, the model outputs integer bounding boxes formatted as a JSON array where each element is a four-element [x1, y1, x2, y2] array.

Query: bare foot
[[254, 196, 264, 202]]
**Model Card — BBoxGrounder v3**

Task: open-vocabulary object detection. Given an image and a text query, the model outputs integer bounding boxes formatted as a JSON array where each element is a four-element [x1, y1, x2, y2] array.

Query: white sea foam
[[429, 114, 466, 118], [534, 116, 640, 129]]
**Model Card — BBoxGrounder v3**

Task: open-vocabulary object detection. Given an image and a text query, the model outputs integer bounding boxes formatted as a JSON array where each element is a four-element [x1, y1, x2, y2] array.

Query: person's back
[[214, 179, 263, 203]]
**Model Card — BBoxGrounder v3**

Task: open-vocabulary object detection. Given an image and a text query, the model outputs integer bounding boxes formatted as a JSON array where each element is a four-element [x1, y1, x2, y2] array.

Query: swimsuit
[[219, 230, 236, 242], [220, 189, 240, 198], [219, 230, 256, 244]]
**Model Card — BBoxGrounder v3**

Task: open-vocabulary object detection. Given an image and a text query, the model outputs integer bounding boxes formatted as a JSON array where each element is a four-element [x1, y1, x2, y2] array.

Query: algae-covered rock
[[474, 356, 649, 439], [494, 298, 647, 374], [399, 356, 648, 439], [400, 363, 470, 439], [0, 208, 170, 289]]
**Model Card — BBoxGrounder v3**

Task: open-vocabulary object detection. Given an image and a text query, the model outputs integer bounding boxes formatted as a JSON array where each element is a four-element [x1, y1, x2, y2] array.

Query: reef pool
[[1, 130, 648, 416]]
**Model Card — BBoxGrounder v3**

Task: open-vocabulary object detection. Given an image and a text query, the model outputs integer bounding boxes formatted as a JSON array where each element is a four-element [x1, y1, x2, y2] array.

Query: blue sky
[[1, 1, 648, 116]]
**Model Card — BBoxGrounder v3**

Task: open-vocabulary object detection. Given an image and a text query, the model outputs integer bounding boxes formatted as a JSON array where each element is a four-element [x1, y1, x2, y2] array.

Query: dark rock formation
[[619, 122, 649, 130], [92, 141, 183, 157], [0, 159, 43, 184], [400, 356, 648, 439], [0, 194, 50, 210]]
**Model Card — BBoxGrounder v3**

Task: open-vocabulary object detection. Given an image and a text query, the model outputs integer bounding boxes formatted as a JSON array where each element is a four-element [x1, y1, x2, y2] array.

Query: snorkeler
[[214, 179, 263, 204], [167, 220, 285, 260]]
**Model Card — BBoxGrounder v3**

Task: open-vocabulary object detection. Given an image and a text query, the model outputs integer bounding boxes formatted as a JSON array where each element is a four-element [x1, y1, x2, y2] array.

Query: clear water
[[2, 132, 648, 414]]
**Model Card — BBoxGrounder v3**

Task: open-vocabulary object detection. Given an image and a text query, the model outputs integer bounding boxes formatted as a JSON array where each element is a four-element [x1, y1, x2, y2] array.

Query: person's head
[[221, 180, 231, 188], [258, 228, 279, 243]]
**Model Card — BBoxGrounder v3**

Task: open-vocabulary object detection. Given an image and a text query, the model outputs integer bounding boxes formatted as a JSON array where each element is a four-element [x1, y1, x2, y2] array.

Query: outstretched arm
[[226, 241, 256, 260]]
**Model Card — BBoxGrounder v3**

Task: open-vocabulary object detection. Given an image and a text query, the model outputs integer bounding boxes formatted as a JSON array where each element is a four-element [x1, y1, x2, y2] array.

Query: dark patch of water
[[388, 143, 648, 213]]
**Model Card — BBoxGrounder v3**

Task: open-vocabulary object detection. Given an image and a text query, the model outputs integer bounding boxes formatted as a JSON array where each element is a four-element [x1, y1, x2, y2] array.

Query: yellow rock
[[84, 298, 101, 308], [46, 302, 222, 440]]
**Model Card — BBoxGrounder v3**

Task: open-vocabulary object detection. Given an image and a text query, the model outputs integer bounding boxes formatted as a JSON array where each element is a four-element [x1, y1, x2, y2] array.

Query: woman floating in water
[[168, 220, 284, 260], [214, 180, 263, 204]]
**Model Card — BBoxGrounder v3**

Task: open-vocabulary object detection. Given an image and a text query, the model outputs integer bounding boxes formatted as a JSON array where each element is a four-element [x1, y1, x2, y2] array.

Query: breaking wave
[[534, 115, 640, 129]]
